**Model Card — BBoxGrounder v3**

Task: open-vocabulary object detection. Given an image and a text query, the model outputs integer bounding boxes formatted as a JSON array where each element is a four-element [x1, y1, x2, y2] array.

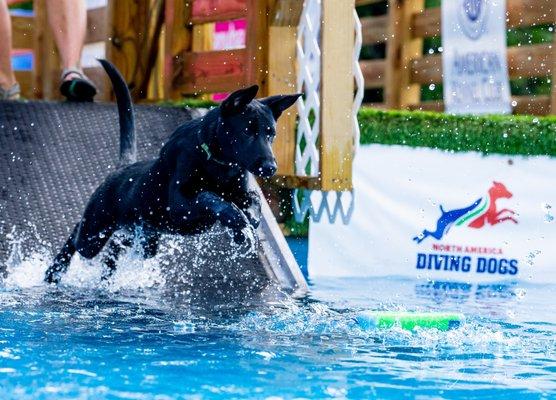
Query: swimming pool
[[0, 240, 555, 399]]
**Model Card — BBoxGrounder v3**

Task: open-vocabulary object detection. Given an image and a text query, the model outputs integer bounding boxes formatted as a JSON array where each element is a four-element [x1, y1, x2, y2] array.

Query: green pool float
[[356, 311, 465, 331]]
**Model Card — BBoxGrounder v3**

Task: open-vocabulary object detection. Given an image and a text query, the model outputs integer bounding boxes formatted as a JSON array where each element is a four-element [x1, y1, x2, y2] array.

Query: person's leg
[[0, 0, 17, 95], [46, 0, 86, 74], [46, 0, 96, 101]]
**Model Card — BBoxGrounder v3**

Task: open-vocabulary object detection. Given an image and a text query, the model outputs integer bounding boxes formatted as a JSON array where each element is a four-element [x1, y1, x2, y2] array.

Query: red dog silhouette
[[469, 181, 518, 228]]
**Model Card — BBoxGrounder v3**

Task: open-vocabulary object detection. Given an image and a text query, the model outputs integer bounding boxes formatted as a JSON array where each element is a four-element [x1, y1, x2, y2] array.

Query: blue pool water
[[0, 241, 555, 399]]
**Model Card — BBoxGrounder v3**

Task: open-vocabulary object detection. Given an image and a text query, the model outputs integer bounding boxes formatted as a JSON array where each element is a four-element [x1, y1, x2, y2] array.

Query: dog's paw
[[44, 270, 61, 285], [244, 209, 260, 229], [219, 204, 249, 231], [233, 229, 246, 244]]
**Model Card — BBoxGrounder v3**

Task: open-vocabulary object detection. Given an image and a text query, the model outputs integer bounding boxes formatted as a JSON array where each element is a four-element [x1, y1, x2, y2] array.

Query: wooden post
[[384, 0, 402, 109], [191, 22, 215, 101], [320, 0, 355, 191], [147, 23, 166, 100], [268, 0, 303, 176], [245, 0, 271, 94], [191, 23, 214, 52], [398, 0, 425, 110], [33, 0, 58, 99], [136, 0, 165, 101], [107, 0, 150, 99], [164, 0, 192, 100]]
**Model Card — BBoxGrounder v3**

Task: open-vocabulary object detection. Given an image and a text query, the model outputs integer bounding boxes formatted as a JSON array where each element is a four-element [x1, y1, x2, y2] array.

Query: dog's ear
[[260, 93, 302, 120], [220, 85, 259, 116]]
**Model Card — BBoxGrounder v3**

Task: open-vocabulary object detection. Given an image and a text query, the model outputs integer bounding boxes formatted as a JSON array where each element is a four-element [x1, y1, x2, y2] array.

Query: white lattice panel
[[292, 3, 363, 225], [293, 189, 355, 225], [353, 8, 364, 152], [296, 0, 321, 177]]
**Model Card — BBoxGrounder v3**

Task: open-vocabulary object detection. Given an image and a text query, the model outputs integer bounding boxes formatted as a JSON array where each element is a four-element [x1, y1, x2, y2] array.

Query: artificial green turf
[[358, 108, 556, 156]]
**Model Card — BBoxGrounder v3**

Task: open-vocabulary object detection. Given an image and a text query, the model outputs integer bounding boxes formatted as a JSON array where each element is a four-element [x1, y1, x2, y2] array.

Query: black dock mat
[[0, 100, 269, 293], [0, 101, 196, 255]]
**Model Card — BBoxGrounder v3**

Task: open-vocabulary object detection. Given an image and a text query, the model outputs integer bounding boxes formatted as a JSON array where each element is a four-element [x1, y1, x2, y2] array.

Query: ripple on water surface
[[0, 233, 555, 399]]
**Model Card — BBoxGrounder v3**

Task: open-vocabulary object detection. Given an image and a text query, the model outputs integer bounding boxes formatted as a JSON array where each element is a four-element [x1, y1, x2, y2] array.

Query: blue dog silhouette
[[413, 198, 482, 244]]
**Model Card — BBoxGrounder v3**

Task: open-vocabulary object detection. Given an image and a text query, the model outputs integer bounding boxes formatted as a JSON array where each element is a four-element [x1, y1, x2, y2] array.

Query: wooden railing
[[356, 0, 401, 109], [395, 0, 555, 115], [11, 0, 555, 115]]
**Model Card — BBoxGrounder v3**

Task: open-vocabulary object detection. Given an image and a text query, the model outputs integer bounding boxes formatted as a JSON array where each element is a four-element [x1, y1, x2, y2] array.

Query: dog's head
[[215, 85, 301, 178]]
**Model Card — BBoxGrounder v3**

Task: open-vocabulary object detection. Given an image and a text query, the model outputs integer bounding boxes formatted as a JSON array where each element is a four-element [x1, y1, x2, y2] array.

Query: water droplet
[[541, 203, 553, 223]]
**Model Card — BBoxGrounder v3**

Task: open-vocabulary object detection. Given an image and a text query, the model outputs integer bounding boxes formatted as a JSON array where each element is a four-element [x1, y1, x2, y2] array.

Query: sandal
[[60, 68, 97, 102], [0, 83, 20, 100]]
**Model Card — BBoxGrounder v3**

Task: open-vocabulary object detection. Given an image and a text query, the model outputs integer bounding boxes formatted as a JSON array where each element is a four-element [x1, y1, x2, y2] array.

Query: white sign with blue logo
[[308, 145, 556, 284], [442, 0, 512, 114]]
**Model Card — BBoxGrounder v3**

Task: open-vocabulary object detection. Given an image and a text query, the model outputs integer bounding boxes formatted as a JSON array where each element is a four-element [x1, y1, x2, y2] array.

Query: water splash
[[1, 224, 260, 294], [542, 203, 553, 223]]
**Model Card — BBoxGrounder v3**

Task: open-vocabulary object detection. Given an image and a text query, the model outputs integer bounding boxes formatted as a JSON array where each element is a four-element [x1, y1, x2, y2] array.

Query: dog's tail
[[98, 59, 136, 166]]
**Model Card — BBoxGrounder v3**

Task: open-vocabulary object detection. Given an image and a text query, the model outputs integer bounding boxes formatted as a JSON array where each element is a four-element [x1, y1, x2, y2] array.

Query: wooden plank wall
[[398, 0, 555, 115]]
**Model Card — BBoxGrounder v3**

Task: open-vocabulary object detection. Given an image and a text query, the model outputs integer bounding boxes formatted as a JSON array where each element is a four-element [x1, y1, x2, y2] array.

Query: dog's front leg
[[169, 190, 250, 243], [196, 192, 250, 243], [168, 160, 250, 242], [233, 190, 261, 229], [45, 223, 79, 284]]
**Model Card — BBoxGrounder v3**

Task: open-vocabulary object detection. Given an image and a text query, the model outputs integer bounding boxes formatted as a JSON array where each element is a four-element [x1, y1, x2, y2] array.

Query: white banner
[[308, 145, 556, 283], [442, 0, 511, 114]]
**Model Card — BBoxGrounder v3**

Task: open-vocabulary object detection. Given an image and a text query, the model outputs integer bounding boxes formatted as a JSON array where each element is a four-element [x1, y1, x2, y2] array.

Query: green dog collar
[[200, 143, 228, 166]]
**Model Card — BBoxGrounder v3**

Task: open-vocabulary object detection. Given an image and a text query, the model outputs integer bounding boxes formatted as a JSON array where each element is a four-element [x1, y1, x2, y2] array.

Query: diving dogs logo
[[413, 181, 518, 244]]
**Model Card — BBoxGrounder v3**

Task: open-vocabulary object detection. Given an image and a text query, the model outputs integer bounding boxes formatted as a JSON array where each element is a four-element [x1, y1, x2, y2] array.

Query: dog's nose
[[257, 160, 277, 177]]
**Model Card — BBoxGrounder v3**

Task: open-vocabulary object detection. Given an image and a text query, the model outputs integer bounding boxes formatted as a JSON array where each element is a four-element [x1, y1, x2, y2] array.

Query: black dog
[[44, 59, 301, 284]]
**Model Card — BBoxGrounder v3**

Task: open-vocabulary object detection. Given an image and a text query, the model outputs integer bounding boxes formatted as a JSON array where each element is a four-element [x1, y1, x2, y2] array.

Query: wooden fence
[[11, 0, 555, 115], [8, 0, 554, 191], [356, 0, 401, 109], [357, 0, 556, 115]]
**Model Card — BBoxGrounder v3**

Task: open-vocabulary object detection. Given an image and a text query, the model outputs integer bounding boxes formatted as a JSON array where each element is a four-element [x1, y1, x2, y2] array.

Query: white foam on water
[[225, 294, 556, 364]]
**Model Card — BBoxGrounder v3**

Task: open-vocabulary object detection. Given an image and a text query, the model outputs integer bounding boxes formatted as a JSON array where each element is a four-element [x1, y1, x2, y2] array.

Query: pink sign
[[213, 19, 246, 51], [212, 19, 246, 101]]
